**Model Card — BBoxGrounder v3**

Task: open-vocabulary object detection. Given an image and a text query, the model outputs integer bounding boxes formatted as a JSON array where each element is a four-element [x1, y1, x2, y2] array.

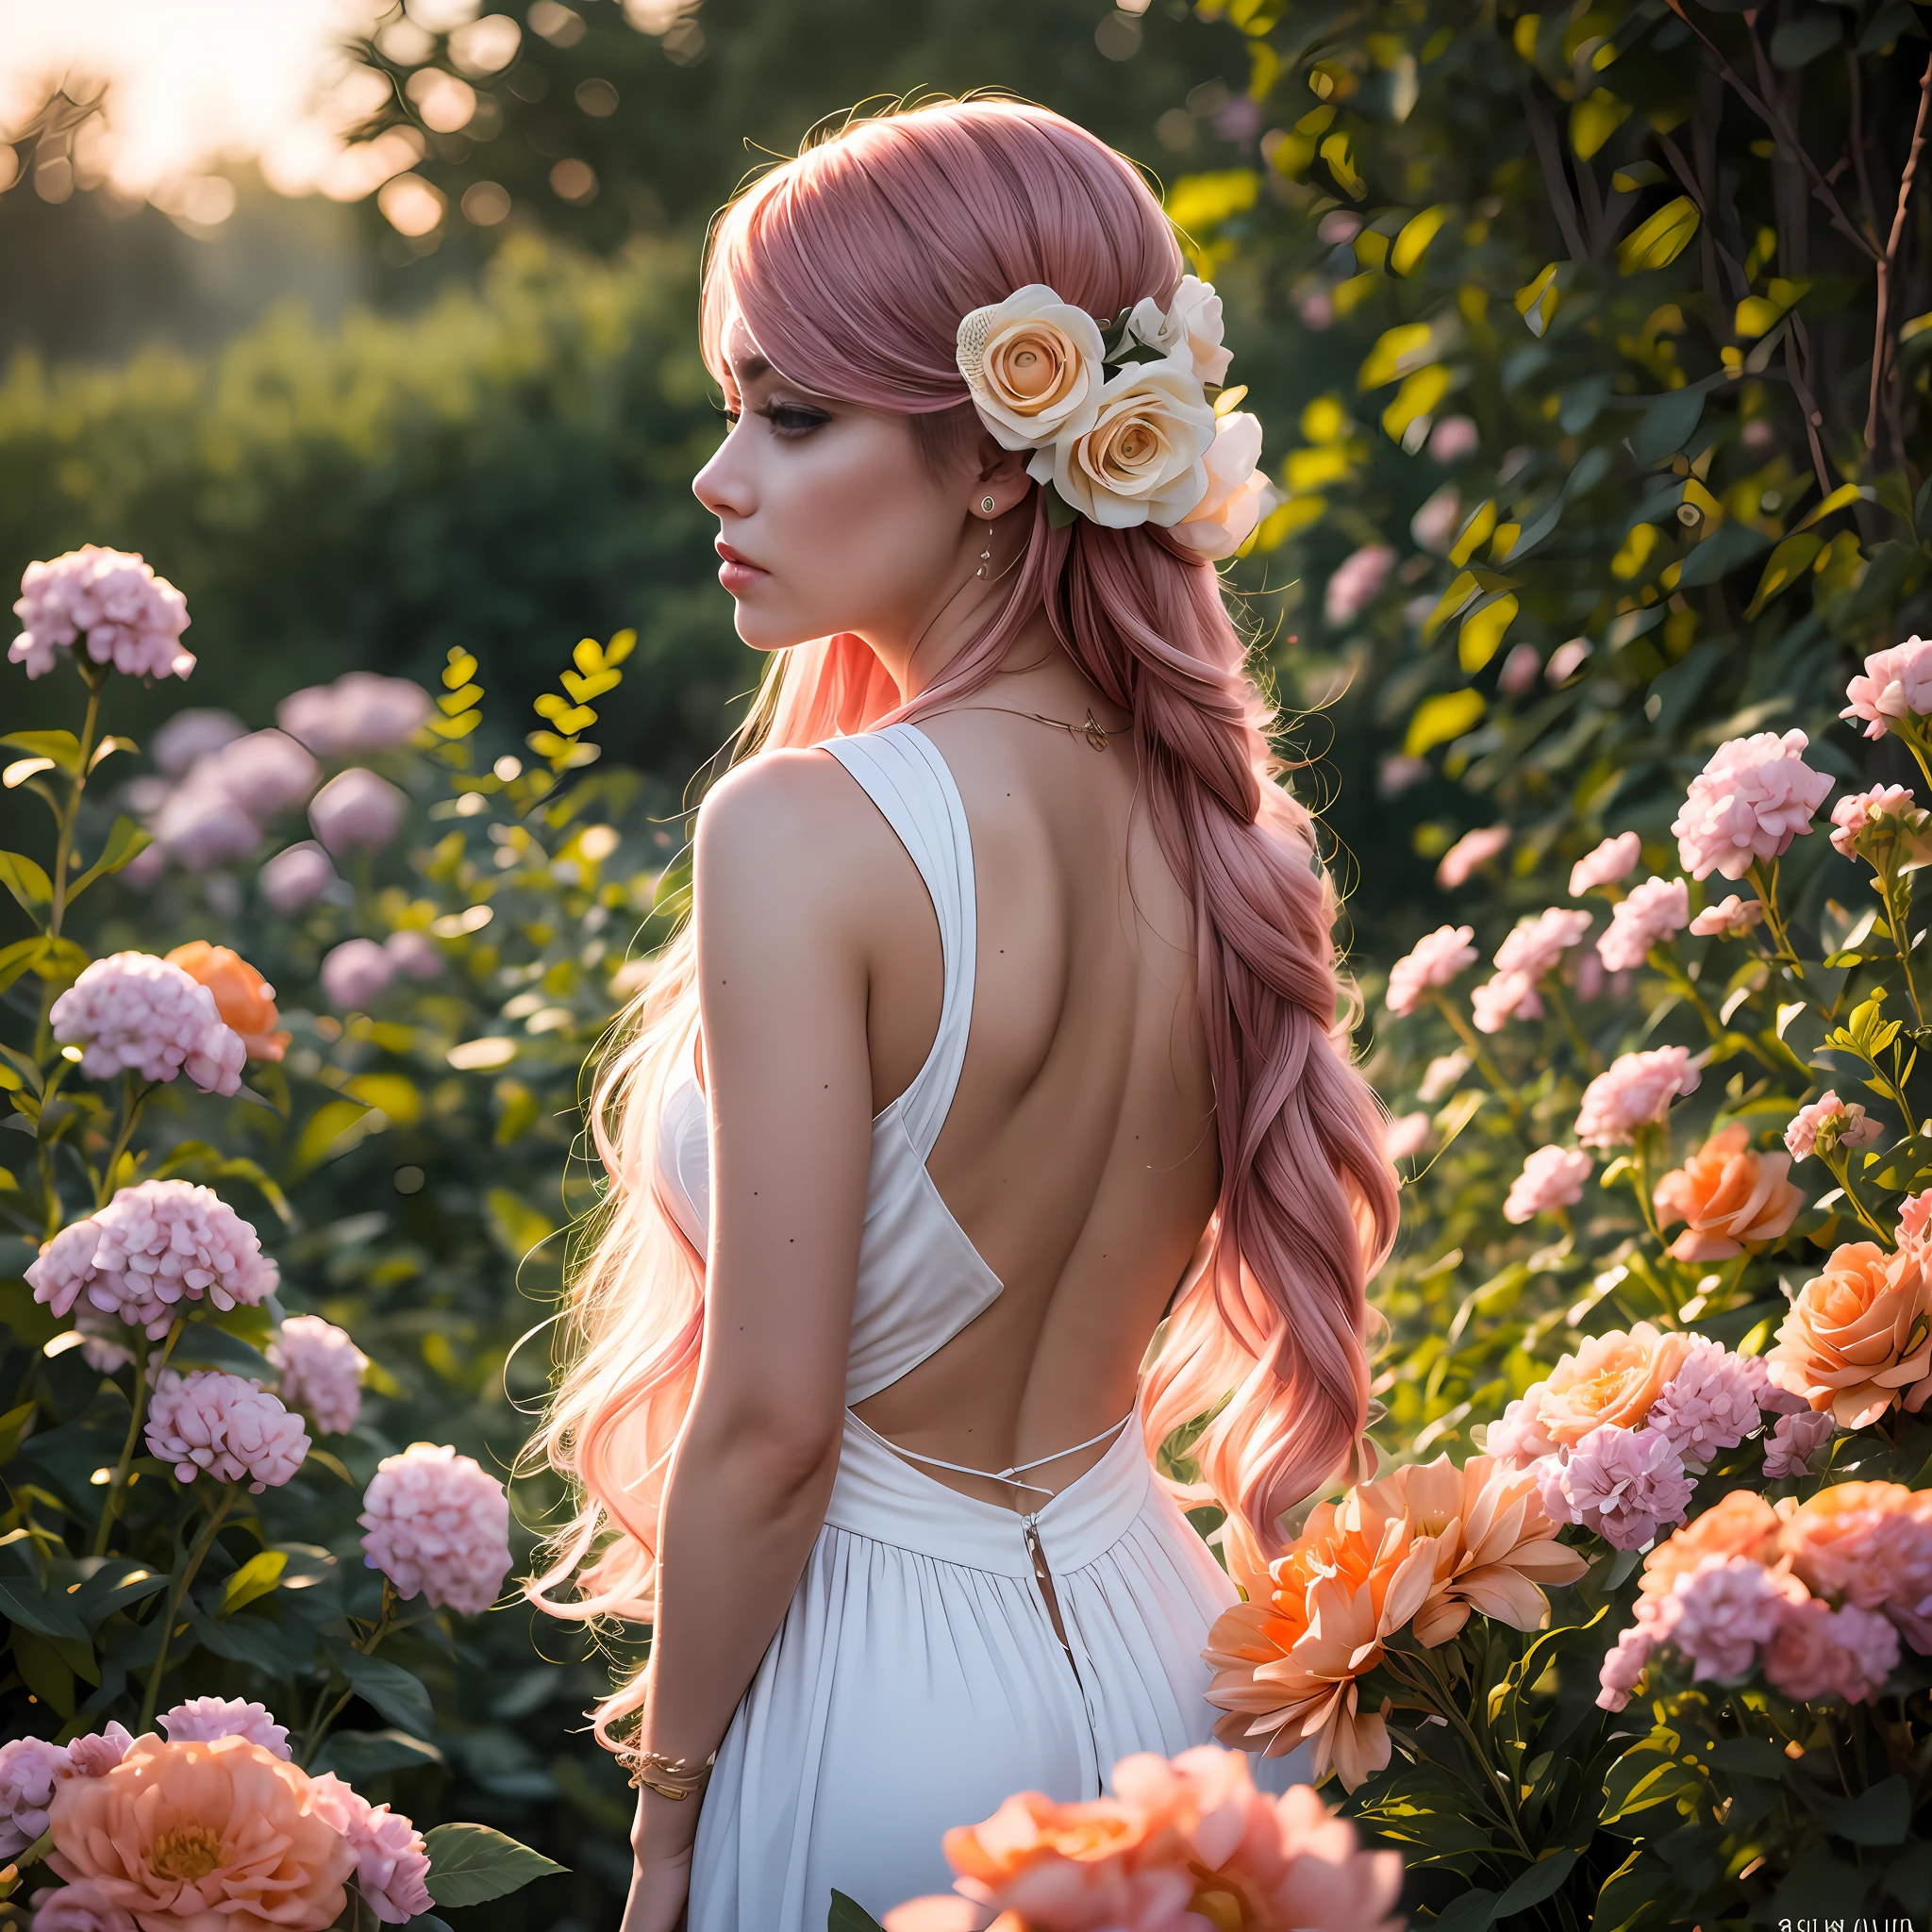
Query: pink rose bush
[[1840, 635, 1932, 741], [1384, 924, 1476, 1017], [1471, 908, 1590, 1031], [308, 766, 408, 856], [1782, 1090, 1881, 1161], [1574, 1046, 1699, 1146], [10, 545, 192, 681], [885, 1744, 1404, 1932], [1596, 875, 1688, 972], [321, 936, 399, 1010], [1435, 824, 1509, 889], [50, 954, 244, 1095], [1671, 729, 1832, 881], [359, 1441, 514, 1616], [1689, 892, 1763, 937], [1503, 1144, 1591, 1224], [1323, 543, 1395, 626], [1569, 830, 1641, 895]]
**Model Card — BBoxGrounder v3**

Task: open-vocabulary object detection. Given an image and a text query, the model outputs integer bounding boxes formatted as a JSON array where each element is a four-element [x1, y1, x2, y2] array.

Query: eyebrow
[[730, 354, 771, 384]]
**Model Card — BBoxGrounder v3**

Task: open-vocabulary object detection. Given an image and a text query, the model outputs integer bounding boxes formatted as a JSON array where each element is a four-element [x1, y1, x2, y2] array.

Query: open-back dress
[[654, 720, 1313, 1930]]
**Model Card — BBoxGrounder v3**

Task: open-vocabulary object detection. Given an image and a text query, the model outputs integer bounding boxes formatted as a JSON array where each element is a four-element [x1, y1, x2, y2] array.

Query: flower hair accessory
[[954, 275, 1275, 561]]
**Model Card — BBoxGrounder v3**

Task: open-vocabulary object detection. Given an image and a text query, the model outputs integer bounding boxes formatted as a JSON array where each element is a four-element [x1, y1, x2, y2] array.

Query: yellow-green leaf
[[221, 1550, 288, 1616], [1449, 501, 1498, 568], [1421, 571, 1480, 644], [1357, 322, 1434, 391], [1745, 533, 1827, 616], [1319, 133, 1363, 199], [342, 1072, 424, 1129], [1795, 481, 1871, 530], [1253, 497, 1326, 549], [1515, 263, 1559, 336], [1570, 90, 1630, 159], [1380, 364, 1450, 441], [1405, 689, 1486, 758], [1391, 205, 1450, 275], [1458, 593, 1519, 673], [1617, 196, 1700, 275], [1163, 169, 1259, 234]]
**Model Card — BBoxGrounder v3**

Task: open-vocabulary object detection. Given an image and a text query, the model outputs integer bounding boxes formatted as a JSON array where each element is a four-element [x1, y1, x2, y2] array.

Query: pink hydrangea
[[384, 930, 441, 981], [1649, 1338, 1764, 1470], [1574, 1046, 1700, 1147], [1324, 543, 1395, 625], [260, 841, 340, 914], [1384, 924, 1476, 1017], [1569, 831, 1641, 896], [62, 1726, 132, 1779], [50, 953, 244, 1094], [1689, 894, 1763, 938], [0, 1737, 71, 1856], [358, 1442, 512, 1617], [1472, 970, 1539, 1032], [309, 1777, 434, 1927], [1657, 1554, 1796, 1681], [1672, 729, 1833, 881], [1763, 1409, 1837, 1480], [272, 1314, 368, 1436], [308, 768, 407, 856], [144, 1369, 310, 1491], [1840, 636, 1932, 741], [277, 672, 432, 757], [1384, 1111, 1430, 1161], [197, 729, 320, 822], [1595, 1624, 1654, 1711], [151, 781, 260, 870], [1484, 1392, 1558, 1467], [1537, 1424, 1695, 1550], [1436, 824, 1510, 889], [152, 708, 243, 776], [1762, 1597, 1900, 1705], [9, 546, 192, 681], [1596, 876, 1689, 972], [26, 1882, 135, 1931], [28, 1179, 277, 1340], [1783, 1090, 1882, 1160], [1504, 1145, 1591, 1224], [159, 1697, 291, 1759], [1735, 1349, 1810, 1419], [321, 938, 398, 1011]]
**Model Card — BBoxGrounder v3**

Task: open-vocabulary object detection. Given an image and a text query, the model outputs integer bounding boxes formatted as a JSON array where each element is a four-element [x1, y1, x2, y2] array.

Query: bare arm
[[627, 751, 875, 1888]]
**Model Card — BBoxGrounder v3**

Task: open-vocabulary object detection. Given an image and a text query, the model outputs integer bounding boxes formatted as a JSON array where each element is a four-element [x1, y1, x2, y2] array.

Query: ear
[[971, 431, 1033, 515]]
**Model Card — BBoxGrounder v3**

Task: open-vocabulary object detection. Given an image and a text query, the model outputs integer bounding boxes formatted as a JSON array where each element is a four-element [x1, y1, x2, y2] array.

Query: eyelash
[[719, 401, 829, 439]]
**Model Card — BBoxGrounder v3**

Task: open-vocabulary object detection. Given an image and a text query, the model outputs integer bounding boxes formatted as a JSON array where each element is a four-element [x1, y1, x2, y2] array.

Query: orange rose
[[1638, 1489, 1783, 1605], [1653, 1122, 1805, 1262], [165, 941, 290, 1063], [47, 1733, 354, 1932], [1777, 1479, 1923, 1608], [1765, 1241, 1932, 1428], [1534, 1322, 1694, 1446]]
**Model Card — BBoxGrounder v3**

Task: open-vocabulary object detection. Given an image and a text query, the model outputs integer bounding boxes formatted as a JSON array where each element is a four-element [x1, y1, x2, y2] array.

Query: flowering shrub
[[0, 549, 666, 1924]]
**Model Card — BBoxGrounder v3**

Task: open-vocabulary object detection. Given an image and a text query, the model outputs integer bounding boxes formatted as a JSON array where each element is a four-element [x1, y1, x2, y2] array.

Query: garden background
[[2, 0, 1929, 1926]]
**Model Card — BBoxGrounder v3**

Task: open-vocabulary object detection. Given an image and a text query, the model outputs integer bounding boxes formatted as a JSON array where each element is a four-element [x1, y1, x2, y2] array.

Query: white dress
[[655, 721, 1313, 1931]]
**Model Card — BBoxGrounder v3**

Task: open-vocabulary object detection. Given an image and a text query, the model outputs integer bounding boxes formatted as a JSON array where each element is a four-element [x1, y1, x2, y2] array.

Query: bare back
[[803, 708, 1218, 1507]]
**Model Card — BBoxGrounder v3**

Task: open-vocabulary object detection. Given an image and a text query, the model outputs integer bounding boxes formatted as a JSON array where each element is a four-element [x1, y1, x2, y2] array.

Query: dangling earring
[[976, 495, 996, 578]]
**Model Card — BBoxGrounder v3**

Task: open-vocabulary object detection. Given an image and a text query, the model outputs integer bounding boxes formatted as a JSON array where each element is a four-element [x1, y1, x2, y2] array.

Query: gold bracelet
[[626, 1747, 717, 1799]]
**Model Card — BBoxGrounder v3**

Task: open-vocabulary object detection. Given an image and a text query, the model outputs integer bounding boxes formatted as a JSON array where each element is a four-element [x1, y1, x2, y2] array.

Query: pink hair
[[526, 97, 1400, 1748]]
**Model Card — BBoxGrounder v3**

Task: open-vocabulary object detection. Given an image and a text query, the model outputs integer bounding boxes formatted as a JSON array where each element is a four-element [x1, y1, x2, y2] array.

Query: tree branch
[[1866, 45, 1932, 462], [1522, 86, 1589, 263]]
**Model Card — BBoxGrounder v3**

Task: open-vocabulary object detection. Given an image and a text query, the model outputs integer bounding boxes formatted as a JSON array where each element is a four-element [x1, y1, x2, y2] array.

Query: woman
[[528, 97, 1399, 1932]]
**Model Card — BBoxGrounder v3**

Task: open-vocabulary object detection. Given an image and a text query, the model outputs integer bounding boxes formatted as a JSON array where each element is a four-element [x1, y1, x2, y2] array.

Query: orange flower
[[47, 1733, 354, 1932], [1777, 1480, 1921, 1607], [165, 941, 290, 1063], [1357, 1454, 1590, 1646], [1653, 1123, 1804, 1262], [1637, 1489, 1783, 1606], [1534, 1322, 1694, 1445], [1765, 1241, 1932, 1428]]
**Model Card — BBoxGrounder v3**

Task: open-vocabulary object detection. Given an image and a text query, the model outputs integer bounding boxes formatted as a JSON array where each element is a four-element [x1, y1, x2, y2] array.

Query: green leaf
[[1745, 532, 1826, 616], [0, 851, 53, 915], [66, 817, 154, 906], [330, 1643, 435, 1738], [1599, 1740, 1703, 1830], [171, 1324, 276, 1380], [1591, 1849, 1675, 1932], [423, 1823, 566, 1907], [72, 1557, 169, 1625], [1674, 519, 1770, 589], [1635, 386, 1704, 466], [1405, 689, 1486, 758], [312, 1728, 445, 1782], [0, 730, 83, 774], [221, 1549, 288, 1616], [1458, 592, 1518, 673], [0, 935, 49, 997], [1427, 1887, 1500, 1932], [828, 1891, 890, 1932], [1042, 482, 1081, 530], [1771, 9, 1842, 66], [1617, 196, 1700, 275], [1493, 1847, 1579, 1916], [1817, 1773, 1911, 1845], [0, 1571, 90, 1641]]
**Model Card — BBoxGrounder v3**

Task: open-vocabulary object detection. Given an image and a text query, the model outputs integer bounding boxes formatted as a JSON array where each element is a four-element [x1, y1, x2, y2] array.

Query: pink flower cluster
[[308, 1776, 436, 1924], [144, 1369, 310, 1491], [0, 1725, 134, 1856], [1828, 783, 1932, 870], [1503, 1144, 1591, 1224], [1574, 1045, 1699, 1147], [159, 1698, 290, 1758], [318, 929, 438, 1011], [260, 840, 340, 913], [272, 1314, 368, 1436], [1569, 831, 1641, 896], [1536, 1423, 1695, 1550], [1385, 924, 1476, 1018], [1472, 908, 1591, 1032], [309, 768, 407, 857], [277, 671, 432, 757], [49, 954, 244, 1095], [1690, 893, 1763, 938], [1324, 543, 1395, 626], [358, 1442, 513, 1617], [1671, 729, 1832, 881], [1436, 824, 1509, 890], [1783, 1090, 1882, 1161], [151, 729, 319, 872], [27, 1179, 277, 1340], [1841, 636, 1932, 741], [9, 546, 192, 681], [1596, 876, 1688, 973]]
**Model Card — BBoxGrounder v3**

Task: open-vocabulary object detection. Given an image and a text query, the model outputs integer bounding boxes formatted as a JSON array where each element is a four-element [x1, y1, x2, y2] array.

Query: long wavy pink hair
[[527, 96, 1400, 1748]]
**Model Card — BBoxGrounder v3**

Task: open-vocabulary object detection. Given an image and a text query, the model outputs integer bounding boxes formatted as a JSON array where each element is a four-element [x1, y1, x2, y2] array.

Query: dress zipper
[[1021, 1508, 1103, 1797]]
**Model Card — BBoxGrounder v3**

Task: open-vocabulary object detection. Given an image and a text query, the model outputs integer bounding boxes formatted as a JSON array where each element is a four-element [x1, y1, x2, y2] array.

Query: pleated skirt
[[686, 1408, 1316, 1931]]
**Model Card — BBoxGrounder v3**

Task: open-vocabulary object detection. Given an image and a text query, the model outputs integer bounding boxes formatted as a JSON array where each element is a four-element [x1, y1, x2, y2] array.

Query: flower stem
[[1749, 859, 1804, 979], [48, 667, 105, 943], [94, 1074, 153, 1210], [140, 1480, 239, 1731], [1823, 1147, 1895, 1243], [1391, 1645, 1536, 1862], [1650, 948, 1782, 1074], [1544, 977, 1601, 1074], [92, 1319, 182, 1558], [1428, 991, 1523, 1122], [1630, 1125, 1671, 1249], [1877, 868, 1927, 1030], [296, 1581, 399, 1766]]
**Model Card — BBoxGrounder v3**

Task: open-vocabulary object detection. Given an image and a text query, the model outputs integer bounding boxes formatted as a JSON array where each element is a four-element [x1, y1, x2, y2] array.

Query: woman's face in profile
[[692, 316, 978, 655]]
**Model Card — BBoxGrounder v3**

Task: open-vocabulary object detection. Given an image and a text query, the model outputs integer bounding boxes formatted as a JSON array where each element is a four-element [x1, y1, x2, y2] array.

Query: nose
[[693, 429, 754, 522]]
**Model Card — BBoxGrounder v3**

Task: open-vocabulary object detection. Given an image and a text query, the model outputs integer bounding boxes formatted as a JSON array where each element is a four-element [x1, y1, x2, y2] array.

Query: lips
[[714, 538, 768, 595]]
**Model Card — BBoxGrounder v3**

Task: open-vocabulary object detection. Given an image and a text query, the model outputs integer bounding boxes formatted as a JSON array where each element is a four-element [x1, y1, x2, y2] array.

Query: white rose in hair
[[1127, 275, 1232, 385], [1038, 358, 1217, 529], [1169, 409, 1274, 559], [956, 285, 1107, 450]]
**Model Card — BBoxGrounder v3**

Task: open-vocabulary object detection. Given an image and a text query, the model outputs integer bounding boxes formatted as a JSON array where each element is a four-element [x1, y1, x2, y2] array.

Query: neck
[[889, 604, 1120, 726]]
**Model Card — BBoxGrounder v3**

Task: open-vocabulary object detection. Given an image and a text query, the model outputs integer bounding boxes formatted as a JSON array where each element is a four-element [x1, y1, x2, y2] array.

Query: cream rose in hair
[[1127, 272, 1233, 384], [1041, 358, 1217, 528], [1169, 408, 1274, 560], [955, 284, 1107, 450]]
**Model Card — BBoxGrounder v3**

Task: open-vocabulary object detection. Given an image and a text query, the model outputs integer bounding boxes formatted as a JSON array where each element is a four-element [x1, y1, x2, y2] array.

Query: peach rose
[[1638, 1489, 1784, 1607], [1168, 410, 1275, 561], [1777, 1480, 1923, 1607], [47, 1734, 354, 1932], [1534, 1322, 1694, 1446], [1044, 360, 1217, 530], [1765, 1241, 1932, 1428], [956, 286, 1107, 450], [164, 941, 290, 1063], [1653, 1123, 1804, 1262]]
